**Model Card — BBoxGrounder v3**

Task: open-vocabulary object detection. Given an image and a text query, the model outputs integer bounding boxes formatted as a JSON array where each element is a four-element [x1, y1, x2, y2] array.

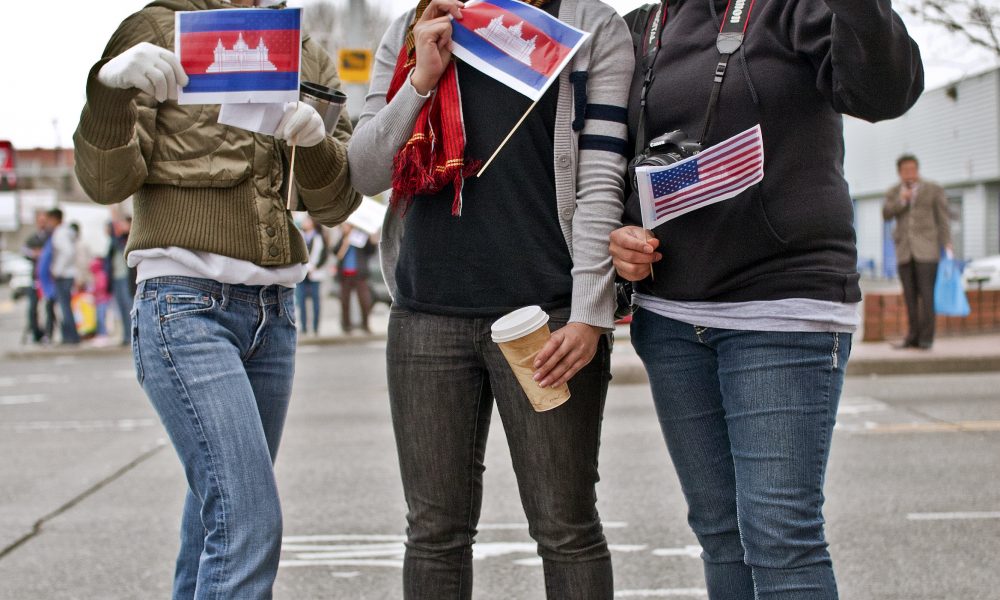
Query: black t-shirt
[[394, 0, 571, 318]]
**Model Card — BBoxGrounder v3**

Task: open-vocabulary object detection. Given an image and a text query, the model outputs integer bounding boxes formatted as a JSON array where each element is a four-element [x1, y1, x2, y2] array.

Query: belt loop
[[220, 284, 230, 310], [276, 286, 285, 316]]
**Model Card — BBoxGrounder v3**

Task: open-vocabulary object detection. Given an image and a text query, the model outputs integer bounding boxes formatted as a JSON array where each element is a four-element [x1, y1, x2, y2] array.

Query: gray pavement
[[5, 289, 1000, 379], [0, 336, 998, 599]]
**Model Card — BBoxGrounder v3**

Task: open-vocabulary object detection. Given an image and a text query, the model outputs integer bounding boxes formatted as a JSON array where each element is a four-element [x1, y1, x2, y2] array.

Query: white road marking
[[652, 546, 702, 558], [616, 589, 708, 598], [477, 521, 628, 531], [0, 394, 47, 405], [330, 572, 361, 579], [24, 374, 69, 384], [283, 534, 406, 543], [837, 397, 889, 415], [280, 534, 649, 571], [906, 511, 1000, 521], [2, 418, 156, 432], [280, 559, 404, 569], [0, 377, 17, 387]]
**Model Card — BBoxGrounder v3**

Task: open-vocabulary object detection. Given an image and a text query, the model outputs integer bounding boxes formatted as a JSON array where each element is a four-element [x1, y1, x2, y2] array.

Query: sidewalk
[[4, 292, 999, 378], [609, 329, 1000, 383]]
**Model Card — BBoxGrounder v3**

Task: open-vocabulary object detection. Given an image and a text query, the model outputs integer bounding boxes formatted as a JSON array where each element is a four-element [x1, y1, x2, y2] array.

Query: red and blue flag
[[636, 125, 765, 229], [450, 0, 589, 101], [175, 8, 301, 105]]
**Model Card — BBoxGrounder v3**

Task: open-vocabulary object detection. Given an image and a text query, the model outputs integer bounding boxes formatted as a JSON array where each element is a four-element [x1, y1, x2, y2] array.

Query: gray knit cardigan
[[348, 0, 634, 329]]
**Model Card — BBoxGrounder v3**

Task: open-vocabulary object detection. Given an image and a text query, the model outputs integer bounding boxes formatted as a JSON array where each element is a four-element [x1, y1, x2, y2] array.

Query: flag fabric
[[636, 125, 765, 230], [449, 0, 589, 101], [175, 8, 301, 105]]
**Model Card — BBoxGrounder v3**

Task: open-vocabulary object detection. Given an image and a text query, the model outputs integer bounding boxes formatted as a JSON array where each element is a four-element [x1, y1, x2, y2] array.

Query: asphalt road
[[0, 341, 998, 599]]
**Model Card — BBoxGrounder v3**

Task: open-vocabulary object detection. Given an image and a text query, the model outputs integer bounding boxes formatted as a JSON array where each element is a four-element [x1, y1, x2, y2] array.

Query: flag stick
[[286, 144, 298, 210], [637, 180, 656, 281], [477, 98, 540, 178], [644, 229, 655, 281]]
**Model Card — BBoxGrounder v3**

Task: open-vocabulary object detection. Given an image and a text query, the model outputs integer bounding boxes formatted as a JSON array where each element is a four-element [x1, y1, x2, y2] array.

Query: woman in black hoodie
[[610, 0, 922, 597]]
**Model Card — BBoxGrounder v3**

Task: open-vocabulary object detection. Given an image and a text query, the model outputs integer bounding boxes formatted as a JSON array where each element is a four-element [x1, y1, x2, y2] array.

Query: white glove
[[275, 102, 327, 148], [97, 42, 188, 103]]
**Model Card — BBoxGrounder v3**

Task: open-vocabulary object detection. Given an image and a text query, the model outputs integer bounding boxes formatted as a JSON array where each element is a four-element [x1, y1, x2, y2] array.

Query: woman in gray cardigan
[[348, 0, 632, 597]]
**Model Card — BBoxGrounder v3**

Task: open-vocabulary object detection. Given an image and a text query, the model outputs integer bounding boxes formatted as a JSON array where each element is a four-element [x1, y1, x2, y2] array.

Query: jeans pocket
[[389, 303, 412, 319], [130, 307, 144, 385], [160, 292, 217, 321], [284, 294, 297, 328]]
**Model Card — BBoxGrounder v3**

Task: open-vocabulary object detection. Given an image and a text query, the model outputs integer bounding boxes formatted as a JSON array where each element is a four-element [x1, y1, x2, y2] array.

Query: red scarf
[[386, 0, 552, 216]]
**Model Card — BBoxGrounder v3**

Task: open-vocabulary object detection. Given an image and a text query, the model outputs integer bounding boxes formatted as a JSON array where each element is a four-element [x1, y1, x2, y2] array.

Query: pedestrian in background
[[883, 154, 953, 350], [333, 222, 373, 334], [88, 255, 112, 340], [47, 209, 80, 345], [107, 216, 135, 345], [349, 0, 633, 597], [73, 0, 361, 597], [22, 210, 55, 344], [295, 216, 327, 335], [610, 0, 923, 597]]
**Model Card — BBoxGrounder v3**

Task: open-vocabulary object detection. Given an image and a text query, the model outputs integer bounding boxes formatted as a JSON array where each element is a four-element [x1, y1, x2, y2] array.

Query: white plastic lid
[[491, 306, 550, 343]]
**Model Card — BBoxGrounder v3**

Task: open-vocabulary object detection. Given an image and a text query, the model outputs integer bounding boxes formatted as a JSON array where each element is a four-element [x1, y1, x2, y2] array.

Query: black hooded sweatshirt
[[624, 0, 923, 303]]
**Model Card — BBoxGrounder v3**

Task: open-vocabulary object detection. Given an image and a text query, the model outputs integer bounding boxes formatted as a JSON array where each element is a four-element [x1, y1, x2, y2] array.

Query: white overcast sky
[[1, 0, 996, 149]]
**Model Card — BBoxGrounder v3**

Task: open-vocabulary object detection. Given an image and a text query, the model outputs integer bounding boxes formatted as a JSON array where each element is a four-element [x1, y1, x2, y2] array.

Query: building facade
[[845, 67, 1000, 277]]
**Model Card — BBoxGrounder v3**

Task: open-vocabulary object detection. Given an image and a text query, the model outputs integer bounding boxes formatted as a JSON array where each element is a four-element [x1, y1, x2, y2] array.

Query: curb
[[609, 356, 1000, 384], [6, 336, 999, 379], [4, 332, 389, 360], [845, 356, 1000, 377]]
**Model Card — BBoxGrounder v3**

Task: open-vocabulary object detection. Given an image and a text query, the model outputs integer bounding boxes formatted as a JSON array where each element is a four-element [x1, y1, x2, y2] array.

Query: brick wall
[[863, 289, 1000, 342]]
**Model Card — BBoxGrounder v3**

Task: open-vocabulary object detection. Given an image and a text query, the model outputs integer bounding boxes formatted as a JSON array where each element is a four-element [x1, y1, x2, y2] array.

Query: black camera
[[628, 130, 703, 189]]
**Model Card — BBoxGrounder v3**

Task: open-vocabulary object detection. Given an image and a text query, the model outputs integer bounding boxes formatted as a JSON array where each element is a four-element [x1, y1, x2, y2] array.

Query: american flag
[[636, 125, 764, 229]]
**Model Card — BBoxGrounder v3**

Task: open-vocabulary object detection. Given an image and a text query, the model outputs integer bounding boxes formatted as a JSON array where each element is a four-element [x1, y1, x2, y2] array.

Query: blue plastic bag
[[934, 257, 971, 317]]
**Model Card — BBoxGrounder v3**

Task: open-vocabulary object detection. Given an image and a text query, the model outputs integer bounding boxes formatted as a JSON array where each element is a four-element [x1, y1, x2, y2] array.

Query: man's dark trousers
[[898, 260, 938, 347]]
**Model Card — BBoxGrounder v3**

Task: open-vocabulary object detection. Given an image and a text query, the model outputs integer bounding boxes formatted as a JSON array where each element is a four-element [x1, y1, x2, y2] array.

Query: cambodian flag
[[449, 0, 589, 101], [175, 8, 301, 105], [636, 125, 765, 229]]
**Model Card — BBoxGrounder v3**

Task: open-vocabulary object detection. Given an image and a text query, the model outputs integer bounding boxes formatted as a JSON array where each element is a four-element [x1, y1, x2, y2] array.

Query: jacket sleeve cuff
[[570, 271, 617, 332], [294, 136, 347, 190], [78, 59, 141, 150]]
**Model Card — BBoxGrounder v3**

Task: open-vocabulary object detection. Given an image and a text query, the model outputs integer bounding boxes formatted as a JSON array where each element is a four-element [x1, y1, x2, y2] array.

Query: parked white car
[[962, 255, 1000, 290], [0, 251, 33, 300]]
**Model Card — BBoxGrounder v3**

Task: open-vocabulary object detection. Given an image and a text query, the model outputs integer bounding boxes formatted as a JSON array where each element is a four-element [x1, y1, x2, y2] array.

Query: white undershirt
[[128, 248, 307, 288]]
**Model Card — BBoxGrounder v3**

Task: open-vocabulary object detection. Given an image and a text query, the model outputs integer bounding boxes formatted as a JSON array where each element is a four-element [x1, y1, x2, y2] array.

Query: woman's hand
[[410, 0, 465, 95], [532, 322, 602, 389], [610, 226, 662, 281]]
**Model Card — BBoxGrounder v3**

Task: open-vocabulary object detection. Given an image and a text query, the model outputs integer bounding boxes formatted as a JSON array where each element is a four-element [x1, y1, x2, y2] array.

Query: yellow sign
[[338, 49, 373, 84]]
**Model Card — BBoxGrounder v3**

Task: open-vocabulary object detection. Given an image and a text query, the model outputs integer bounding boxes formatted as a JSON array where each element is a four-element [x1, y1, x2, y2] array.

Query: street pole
[[344, 0, 368, 121]]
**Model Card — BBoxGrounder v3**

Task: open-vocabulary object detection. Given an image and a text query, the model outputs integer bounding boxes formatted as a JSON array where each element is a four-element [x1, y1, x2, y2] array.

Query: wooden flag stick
[[285, 100, 300, 211], [477, 98, 540, 178], [286, 144, 298, 210], [645, 229, 655, 281]]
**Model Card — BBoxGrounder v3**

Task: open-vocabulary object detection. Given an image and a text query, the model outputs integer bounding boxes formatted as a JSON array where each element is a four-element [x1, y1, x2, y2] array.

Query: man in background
[[22, 210, 55, 344], [46, 208, 80, 345], [883, 154, 953, 350]]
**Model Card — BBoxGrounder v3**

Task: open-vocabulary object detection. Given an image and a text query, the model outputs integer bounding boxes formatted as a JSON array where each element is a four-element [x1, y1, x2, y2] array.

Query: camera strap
[[634, 1, 668, 158], [634, 0, 757, 155], [701, 0, 756, 143]]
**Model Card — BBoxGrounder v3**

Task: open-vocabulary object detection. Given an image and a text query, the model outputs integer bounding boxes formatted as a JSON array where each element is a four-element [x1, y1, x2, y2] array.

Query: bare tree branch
[[900, 0, 1000, 57]]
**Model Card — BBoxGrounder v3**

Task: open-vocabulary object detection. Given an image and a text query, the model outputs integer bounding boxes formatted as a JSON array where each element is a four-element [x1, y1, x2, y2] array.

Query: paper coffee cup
[[492, 306, 571, 412]]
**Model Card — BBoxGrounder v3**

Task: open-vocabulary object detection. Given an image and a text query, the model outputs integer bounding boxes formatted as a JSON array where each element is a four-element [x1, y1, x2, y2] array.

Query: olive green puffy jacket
[[74, 0, 361, 266]]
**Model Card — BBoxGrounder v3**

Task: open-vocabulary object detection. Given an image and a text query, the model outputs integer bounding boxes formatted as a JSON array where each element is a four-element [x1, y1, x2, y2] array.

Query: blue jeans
[[386, 307, 614, 599], [294, 279, 321, 333], [132, 277, 297, 600], [631, 309, 850, 600], [55, 277, 80, 344]]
